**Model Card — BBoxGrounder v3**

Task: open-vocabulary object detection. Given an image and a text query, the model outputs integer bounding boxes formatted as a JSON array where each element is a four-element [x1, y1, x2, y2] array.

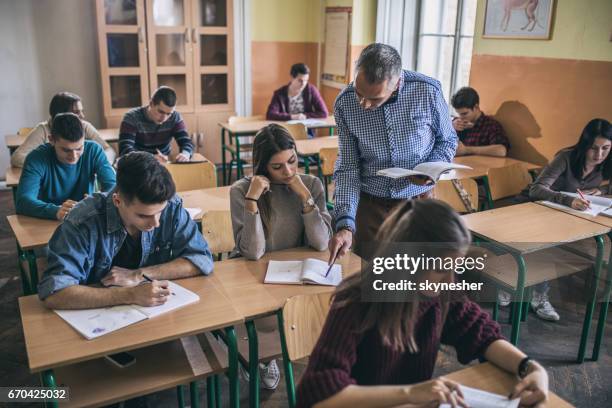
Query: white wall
[[0, 0, 103, 180]]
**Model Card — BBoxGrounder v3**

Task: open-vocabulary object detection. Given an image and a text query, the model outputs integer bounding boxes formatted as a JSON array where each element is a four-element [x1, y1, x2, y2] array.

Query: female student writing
[[230, 123, 333, 388], [296, 200, 549, 408], [504, 118, 612, 321]]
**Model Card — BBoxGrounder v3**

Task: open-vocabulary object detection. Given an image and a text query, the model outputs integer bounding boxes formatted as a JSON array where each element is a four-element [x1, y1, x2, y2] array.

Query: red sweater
[[296, 298, 504, 408], [266, 83, 329, 121]]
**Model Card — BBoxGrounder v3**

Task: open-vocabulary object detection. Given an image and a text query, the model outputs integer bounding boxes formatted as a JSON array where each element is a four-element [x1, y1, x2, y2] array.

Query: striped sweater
[[296, 297, 504, 407], [118, 106, 193, 157]]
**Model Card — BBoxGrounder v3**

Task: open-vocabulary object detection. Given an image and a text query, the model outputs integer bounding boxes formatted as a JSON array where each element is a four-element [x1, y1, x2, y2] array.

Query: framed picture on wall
[[483, 0, 555, 39]]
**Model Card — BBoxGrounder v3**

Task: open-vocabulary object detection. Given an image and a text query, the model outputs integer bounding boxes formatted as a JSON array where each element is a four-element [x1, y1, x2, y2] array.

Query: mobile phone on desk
[[104, 352, 136, 368]]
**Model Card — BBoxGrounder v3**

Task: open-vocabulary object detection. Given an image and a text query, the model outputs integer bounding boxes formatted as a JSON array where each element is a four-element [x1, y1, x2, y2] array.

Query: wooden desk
[[218, 116, 337, 184], [444, 363, 573, 408], [461, 202, 607, 360], [295, 136, 338, 176], [178, 186, 231, 221], [5, 166, 21, 187], [453, 155, 540, 178], [213, 247, 361, 406], [5, 128, 120, 153], [19, 275, 242, 406]]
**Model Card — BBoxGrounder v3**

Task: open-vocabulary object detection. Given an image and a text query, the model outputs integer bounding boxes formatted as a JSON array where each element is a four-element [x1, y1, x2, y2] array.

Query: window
[[376, 0, 477, 102]]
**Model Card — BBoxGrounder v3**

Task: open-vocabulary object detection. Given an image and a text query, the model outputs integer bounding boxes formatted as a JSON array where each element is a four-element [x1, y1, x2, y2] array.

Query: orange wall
[[469, 55, 612, 165], [251, 41, 319, 116], [320, 44, 367, 111]]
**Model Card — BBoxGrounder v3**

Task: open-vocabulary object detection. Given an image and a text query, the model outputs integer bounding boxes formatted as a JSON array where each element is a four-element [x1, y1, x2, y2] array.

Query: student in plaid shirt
[[451, 87, 510, 157], [328, 44, 457, 262]]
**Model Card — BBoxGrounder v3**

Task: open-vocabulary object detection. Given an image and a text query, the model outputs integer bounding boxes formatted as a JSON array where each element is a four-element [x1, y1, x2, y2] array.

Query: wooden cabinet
[[96, 0, 235, 162]]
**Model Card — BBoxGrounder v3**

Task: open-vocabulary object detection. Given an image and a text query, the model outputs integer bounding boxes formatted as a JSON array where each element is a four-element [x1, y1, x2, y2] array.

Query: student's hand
[[328, 229, 353, 264], [510, 363, 549, 407], [155, 149, 169, 164], [455, 141, 471, 156], [571, 198, 591, 211], [452, 118, 467, 132], [291, 113, 307, 120], [246, 176, 271, 200], [404, 377, 467, 408], [101, 266, 144, 287], [175, 152, 190, 162], [56, 200, 78, 220], [407, 175, 435, 186], [287, 174, 311, 201], [581, 188, 602, 196], [129, 280, 171, 307]]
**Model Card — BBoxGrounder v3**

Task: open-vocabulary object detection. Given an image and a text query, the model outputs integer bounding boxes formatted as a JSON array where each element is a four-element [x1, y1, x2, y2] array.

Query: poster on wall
[[483, 0, 555, 39], [322, 7, 352, 89]]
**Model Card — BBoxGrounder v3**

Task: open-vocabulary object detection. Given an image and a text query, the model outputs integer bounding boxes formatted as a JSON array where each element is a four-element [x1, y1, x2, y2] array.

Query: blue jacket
[[38, 191, 213, 300]]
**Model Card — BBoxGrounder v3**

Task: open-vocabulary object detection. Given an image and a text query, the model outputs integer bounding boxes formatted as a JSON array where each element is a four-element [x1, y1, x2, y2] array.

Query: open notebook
[[264, 259, 342, 286], [540, 192, 612, 217], [286, 118, 328, 127], [439, 385, 519, 408], [377, 162, 472, 183], [54, 281, 199, 340]]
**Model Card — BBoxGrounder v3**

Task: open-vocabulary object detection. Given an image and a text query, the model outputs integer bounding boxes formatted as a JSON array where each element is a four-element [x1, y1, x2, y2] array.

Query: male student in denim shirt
[[38, 151, 213, 309]]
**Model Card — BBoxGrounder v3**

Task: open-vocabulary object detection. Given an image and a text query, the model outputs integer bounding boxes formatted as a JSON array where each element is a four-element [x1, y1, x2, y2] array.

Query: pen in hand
[[577, 189, 591, 209], [324, 252, 338, 278]]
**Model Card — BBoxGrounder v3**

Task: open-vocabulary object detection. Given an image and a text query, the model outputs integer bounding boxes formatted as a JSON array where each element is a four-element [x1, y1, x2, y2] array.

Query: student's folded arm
[[466, 144, 507, 157], [305, 86, 329, 119], [118, 120, 137, 156], [162, 200, 213, 276], [15, 157, 60, 220], [10, 124, 46, 168], [302, 177, 333, 251], [440, 300, 505, 365], [332, 105, 361, 232], [529, 153, 574, 207], [266, 92, 291, 121], [230, 184, 266, 260], [93, 144, 117, 192], [425, 85, 457, 163]]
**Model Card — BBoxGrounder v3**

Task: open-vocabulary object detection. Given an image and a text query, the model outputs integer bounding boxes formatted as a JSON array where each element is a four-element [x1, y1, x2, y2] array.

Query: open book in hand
[[264, 259, 342, 286], [377, 162, 472, 183], [54, 281, 199, 340], [439, 385, 519, 408], [540, 191, 612, 217]]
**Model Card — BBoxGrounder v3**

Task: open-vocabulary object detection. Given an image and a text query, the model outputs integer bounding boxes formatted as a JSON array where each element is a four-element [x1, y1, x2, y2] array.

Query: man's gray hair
[[355, 43, 402, 84]]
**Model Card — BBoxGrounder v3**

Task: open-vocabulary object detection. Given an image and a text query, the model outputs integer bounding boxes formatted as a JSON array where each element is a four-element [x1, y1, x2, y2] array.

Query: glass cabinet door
[[191, 0, 233, 111], [96, 0, 150, 115], [146, 0, 193, 110]]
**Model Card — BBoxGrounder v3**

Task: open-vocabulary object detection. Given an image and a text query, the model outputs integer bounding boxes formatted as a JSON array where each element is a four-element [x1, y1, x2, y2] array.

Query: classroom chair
[[166, 160, 217, 192], [201, 211, 235, 261], [485, 163, 532, 208], [19, 255, 47, 295], [223, 115, 264, 184], [277, 292, 332, 408], [18, 127, 33, 136], [280, 123, 309, 140], [319, 147, 338, 209], [433, 178, 479, 213], [51, 333, 229, 408]]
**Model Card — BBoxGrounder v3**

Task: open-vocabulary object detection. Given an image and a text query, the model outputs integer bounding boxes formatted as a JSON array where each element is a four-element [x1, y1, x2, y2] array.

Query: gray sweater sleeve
[[230, 181, 267, 260], [302, 177, 333, 251], [529, 153, 575, 207]]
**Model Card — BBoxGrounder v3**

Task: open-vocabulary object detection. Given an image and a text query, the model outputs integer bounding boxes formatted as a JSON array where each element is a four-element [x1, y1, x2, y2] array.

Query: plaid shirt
[[457, 114, 510, 149], [333, 70, 457, 232]]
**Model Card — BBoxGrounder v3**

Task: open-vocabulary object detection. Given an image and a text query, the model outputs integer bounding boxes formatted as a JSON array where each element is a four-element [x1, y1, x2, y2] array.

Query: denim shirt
[[38, 191, 213, 300]]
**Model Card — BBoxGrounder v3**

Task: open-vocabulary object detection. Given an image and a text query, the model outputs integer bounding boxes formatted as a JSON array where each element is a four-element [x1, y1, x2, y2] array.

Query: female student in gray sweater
[[230, 123, 333, 389], [507, 118, 612, 322]]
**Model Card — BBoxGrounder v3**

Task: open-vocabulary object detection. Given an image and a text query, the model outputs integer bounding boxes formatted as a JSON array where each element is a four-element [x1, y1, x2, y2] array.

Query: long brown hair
[[333, 199, 472, 353], [251, 124, 296, 235]]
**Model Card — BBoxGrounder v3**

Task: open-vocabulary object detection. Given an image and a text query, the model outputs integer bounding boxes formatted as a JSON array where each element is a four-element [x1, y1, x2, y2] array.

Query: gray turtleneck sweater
[[230, 174, 332, 260]]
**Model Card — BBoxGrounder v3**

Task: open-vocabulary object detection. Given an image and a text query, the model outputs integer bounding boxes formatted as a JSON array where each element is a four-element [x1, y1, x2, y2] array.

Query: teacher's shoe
[[259, 359, 281, 390], [530, 291, 560, 321], [497, 290, 512, 307]]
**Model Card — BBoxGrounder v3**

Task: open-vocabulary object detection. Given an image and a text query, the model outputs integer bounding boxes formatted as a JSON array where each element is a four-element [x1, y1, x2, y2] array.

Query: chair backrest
[[281, 123, 309, 140], [228, 115, 265, 125], [488, 163, 532, 201], [201, 211, 235, 255], [433, 178, 479, 213], [18, 127, 33, 136], [282, 292, 332, 361], [166, 160, 217, 192], [319, 147, 338, 177]]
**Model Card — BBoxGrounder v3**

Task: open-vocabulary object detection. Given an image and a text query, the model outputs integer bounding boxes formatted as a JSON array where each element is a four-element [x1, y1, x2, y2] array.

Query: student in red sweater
[[296, 200, 549, 408], [266, 63, 328, 121]]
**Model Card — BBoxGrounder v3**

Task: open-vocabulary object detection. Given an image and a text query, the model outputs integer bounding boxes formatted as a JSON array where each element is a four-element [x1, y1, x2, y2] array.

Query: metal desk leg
[[41, 369, 58, 408], [577, 235, 604, 362], [303, 156, 310, 175], [225, 326, 239, 408], [510, 253, 526, 345], [235, 134, 243, 179], [177, 385, 186, 407], [246, 320, 260, 407], [277, 310, 296, 408], [190, 381, 200, 408], [482, 175, 494, 209], [221, 128, 227, 186]]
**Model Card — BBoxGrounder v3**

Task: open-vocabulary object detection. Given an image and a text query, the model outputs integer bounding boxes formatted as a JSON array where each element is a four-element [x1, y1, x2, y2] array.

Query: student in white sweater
[[230, 123, 333, 389], [11, 92, 116, 167]]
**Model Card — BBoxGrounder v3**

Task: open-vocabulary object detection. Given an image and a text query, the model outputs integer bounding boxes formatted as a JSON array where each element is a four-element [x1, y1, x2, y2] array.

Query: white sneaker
[[530, 292, 560, 321], [259, 359, 281, 390], [238, 363, 250, 382], [497, 290, 512, 307]]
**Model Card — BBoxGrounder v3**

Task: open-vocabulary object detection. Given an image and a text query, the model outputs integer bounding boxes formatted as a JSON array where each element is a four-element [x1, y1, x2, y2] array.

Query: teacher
[[329, 43, 457, 261]]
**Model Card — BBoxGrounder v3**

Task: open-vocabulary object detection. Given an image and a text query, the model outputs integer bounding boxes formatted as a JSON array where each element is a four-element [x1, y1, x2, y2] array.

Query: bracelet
[[245, 197, 259, 202], [518, 356, 532, 378]]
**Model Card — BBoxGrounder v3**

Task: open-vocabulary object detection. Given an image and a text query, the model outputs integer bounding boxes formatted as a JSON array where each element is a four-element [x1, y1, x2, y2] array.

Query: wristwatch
[[302, 196, 315, 210], [518, 356, 534, 378]]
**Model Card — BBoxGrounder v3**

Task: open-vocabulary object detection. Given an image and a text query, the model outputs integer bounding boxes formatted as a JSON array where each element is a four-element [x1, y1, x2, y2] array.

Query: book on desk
[[264, 259, 342, 286]]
